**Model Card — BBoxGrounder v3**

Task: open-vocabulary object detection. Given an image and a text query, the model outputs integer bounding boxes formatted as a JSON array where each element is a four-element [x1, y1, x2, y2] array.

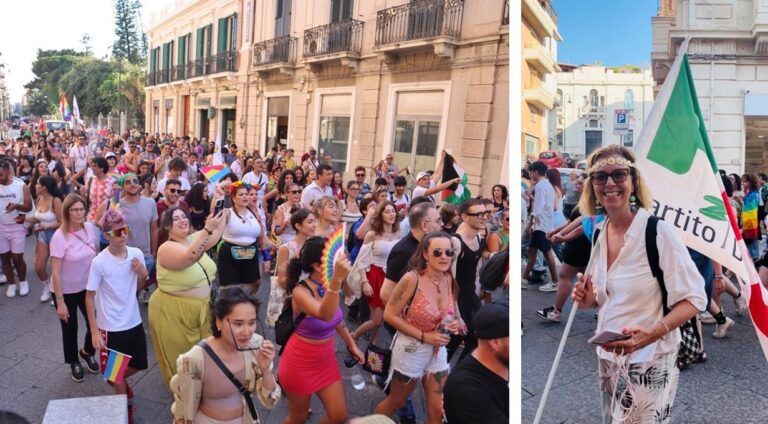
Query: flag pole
[[533, 297, 581, 424]]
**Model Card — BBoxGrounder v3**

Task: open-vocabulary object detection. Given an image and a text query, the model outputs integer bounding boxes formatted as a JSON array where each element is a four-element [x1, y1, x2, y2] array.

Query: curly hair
[[285, 236, 326, 294]]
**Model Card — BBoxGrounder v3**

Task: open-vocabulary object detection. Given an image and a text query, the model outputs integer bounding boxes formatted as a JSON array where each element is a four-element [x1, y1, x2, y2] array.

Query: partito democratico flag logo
[[635, 42, 768, 360]]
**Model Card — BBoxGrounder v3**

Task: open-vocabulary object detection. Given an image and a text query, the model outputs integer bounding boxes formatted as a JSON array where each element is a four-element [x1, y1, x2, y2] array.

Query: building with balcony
[[522, 0, 560, 160], [146, 0, 509, 196], [554, 64, 653, 158], [145, 0, 240, 142], [652, 0, 768, 173]]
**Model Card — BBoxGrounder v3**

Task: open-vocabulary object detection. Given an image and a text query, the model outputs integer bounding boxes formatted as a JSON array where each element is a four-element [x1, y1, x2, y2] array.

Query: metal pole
[[533, 299, 581, 424]]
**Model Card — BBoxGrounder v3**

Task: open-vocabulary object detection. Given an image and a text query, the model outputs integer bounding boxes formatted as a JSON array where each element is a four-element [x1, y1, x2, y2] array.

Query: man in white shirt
[[301, 163, 334, 208], [242, 157, 269, 210], [156, 157, 191, 194], [522, 161, 559, 288]]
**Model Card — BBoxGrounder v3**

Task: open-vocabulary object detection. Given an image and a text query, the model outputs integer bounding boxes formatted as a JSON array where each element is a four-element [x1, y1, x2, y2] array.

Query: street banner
[[634, 39, 768, 361]]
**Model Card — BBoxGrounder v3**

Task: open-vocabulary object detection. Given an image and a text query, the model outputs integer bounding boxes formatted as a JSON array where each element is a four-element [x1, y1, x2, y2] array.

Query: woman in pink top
[[50, 193, 101, 383], [374, 232, 461, 424], [85, 157, 112, 223]]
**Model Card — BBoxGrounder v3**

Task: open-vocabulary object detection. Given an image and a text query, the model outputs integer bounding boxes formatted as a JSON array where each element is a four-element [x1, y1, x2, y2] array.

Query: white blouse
[[586, 209, 708, 364]]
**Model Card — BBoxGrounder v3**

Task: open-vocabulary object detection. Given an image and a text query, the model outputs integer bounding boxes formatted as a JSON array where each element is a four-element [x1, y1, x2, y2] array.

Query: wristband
[[713, 274, 723, 280], [204, 227, 213, 235]]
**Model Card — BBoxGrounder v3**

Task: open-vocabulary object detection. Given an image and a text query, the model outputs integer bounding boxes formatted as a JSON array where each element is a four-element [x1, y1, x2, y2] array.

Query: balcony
[[502, 0, 509, 25], [523, 86, 555, 111], [189, 58, 211, 78], [522, 0, 561, 41], [171, 64, 187, 82], [157, 69, 170, 85], [304, 19, 364, 72], [374, 0, 464, 63], [579, 105, 607, 119], [523, 43, 559, 74], [211, 51, 239, 75], [145, 72, 157, 87], [252, 36, 297, 76]]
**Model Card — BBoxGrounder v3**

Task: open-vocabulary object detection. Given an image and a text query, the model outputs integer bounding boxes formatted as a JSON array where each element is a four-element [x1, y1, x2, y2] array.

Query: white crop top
[[223, 207, 262, 246], [372, 238, 399, 270]]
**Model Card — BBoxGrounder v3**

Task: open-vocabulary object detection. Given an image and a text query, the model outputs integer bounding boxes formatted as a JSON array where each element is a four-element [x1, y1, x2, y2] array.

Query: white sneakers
[[713, 317, 735, 339], [0, 273, 7, 284], [18, 281, 29, 297], [6, 281, 30, 298], [700, 311, 716, 324], [40, 282, 51, 303], [538, 282, 558, 292], [734, 294, 748, 316]]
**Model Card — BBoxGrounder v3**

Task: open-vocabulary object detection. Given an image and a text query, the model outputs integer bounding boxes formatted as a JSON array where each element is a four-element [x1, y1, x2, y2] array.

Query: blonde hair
[[577, 144, 653, 216], [61, 194, 86, 237]]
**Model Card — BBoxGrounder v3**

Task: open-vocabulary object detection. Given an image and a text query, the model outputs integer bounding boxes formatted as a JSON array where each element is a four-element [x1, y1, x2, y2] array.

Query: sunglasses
[[288, 190, 301, 194], [167, 188, 179, 194], [106, 226, 130, 238], [356, 174, 365, 177], [466, 211, 491, 219], [590, 168, 631, 185], [124, 178, 139, 185], [431, 248, 455, 258]]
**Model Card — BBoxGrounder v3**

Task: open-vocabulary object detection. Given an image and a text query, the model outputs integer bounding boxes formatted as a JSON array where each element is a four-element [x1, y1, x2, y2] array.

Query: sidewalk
[[521, 277, 768, 423]]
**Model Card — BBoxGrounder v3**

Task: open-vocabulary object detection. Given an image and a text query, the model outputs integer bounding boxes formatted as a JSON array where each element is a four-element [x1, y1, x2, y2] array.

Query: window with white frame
[[392, 90, 443, 177], [624, 89, 634, 110], [318, 94, 352, 172]]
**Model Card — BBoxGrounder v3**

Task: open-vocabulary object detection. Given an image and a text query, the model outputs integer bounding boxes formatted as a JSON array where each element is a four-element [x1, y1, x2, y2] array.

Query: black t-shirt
[[385, 232, 420, 283], [444, 355, 508, 424]]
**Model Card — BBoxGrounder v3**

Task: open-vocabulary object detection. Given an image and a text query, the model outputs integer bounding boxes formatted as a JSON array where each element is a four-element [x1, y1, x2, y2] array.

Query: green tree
[[99, 61, 146, 122], [80, 33, 93, 56], [23, 49, 88, 112], [113, 0, 145, 65], [22, 89, 50, 117], [59, 59, 116, 117]]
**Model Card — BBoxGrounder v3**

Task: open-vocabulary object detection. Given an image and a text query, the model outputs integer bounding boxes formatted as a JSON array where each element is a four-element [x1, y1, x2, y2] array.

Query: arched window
[[557, 89, 563, 108], [624, 89, 635, 110], [589, 89, 598, 108]]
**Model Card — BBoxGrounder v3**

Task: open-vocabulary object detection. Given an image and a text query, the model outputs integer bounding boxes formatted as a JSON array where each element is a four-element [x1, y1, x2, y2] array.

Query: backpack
[[593, 216, 701, 368], [274, 280, 312, 355]]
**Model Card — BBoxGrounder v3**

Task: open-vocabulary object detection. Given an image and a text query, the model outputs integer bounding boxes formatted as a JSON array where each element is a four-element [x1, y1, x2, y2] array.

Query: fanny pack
[[231, 245, 257, 260]]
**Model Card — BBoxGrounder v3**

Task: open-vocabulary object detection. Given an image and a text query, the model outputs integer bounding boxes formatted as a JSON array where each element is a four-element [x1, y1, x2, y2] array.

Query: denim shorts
[[37, 229, 56, 245]]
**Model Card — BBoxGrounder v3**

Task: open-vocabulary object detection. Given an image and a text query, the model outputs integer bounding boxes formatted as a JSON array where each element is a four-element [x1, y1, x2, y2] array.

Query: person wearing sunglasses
[[572, 145, 706, 423], [85, 208, 150, 419], [354, 166, 372, 200], [273, 182, 302, 245], [340, 181, 362, 225], [263, 169, 296, 215], [374, 231, 461, 424], [170, 286, 280, 424]]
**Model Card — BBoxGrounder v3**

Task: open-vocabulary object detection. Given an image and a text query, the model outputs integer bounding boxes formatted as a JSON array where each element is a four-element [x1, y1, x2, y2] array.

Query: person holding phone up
[[571, 145, 706, 424]]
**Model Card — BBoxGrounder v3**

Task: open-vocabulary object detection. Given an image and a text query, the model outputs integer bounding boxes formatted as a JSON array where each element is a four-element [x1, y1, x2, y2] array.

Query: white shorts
[[386, 332, 449, 385], [0, 223, 26, 254]]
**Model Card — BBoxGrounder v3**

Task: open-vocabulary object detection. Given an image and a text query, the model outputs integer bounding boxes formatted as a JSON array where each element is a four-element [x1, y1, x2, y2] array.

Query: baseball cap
[[105, 152, 117, 159], [473, 303, 509, 340], [416, 171, 430, 181]]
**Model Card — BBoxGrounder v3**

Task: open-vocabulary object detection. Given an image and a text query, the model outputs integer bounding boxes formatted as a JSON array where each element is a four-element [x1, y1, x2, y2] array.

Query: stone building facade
[[652, 0, 768, 173], [146, 0, 509, 195]]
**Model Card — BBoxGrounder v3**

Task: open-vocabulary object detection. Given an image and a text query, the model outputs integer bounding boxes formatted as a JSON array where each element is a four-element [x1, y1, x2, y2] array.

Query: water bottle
[[440, 314, 456, 335], [350, 372, 365, 390]]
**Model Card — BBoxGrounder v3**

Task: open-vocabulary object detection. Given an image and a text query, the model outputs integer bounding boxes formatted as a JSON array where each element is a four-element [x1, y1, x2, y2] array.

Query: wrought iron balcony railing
[[253, 36, 297, 66], [171, 64, 186, 81], [375, 0, 464, 46], [189, 57, 211, 78], [304, 19, 364, 58], [211, 51, 239, 73], [157, 69, 170, 84], [145, 72, 156, 87]]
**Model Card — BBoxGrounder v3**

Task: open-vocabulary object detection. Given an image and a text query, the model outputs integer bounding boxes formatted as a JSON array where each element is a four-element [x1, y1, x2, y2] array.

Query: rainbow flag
[[59, 95, 71, 122], [743, 190, 759, 242], [201, 164, 230, 183], [103, 348, 132, 384]]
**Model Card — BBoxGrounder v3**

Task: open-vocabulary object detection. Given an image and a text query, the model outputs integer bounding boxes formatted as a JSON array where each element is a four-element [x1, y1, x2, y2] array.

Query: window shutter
[[177, 36, 185, 64], [162, 42, 170, 70], [217, 17, 227, 54], [149, 48, 156, 73], [196, 27, 204, 59], [206, 24, 213, 56]]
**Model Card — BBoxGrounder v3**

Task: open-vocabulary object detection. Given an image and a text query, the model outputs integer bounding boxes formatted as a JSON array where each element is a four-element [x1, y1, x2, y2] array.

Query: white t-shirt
[[242, 171, 268, 201], [85, 246, 144, 332], [412, 184, 435, 203], [70, 145, 89, 172], [157, 176, 191, 193], [300, 181, 333, 208]]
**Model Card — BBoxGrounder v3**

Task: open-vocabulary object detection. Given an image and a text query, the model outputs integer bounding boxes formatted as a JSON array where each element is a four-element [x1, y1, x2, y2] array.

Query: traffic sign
[[614, 109, 629, 135]]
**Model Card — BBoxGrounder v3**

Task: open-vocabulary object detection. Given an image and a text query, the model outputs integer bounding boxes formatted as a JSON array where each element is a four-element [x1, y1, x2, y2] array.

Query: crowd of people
[[0, 125, 509, 424], [521, 144, 763, 423]]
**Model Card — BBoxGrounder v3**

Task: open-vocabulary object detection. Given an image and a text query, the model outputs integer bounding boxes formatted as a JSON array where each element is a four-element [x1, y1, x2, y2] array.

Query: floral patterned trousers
[[598, 351, 679, 424]]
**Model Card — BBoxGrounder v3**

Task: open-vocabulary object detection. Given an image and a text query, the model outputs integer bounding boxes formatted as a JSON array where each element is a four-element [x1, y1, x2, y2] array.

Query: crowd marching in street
[[0, 123, 509, 424]]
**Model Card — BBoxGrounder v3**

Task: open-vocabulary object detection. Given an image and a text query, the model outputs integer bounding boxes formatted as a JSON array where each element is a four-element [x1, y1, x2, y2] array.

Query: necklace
[[426, 272, 442, 294], [308, 277, 326, 297]]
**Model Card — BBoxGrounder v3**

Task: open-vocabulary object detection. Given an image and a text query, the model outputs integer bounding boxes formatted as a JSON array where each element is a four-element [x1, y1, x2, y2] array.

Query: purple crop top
[[294, 307, 343, 339]]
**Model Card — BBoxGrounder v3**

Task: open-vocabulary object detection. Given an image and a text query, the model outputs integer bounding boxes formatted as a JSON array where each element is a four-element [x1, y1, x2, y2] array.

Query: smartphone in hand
[[588, 330, 631, 345]]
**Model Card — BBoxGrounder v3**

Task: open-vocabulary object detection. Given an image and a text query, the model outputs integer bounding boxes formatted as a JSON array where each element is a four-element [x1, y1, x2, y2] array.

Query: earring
[[630, 193, 637, 211], [596, 200, 604, 215]]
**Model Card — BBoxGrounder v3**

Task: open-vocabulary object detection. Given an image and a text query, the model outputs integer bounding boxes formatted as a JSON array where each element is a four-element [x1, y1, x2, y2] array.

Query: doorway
[[222, 109, 236, 145], [266, 97, 289, 154], [199, 109, 209, 139]]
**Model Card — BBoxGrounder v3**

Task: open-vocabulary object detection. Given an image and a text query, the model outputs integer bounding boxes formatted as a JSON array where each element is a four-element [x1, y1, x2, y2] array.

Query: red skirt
[[277, 336, 340, 396], [365, 265, 386, 308]]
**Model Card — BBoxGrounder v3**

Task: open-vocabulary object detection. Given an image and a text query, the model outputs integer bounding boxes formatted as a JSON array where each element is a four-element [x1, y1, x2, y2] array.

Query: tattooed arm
[[156, 211, 225, 271], [383, 272, 452, 348]]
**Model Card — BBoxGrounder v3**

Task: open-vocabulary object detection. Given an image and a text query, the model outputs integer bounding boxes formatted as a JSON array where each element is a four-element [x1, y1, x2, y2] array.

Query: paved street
[[521, 276, 768, 423], [0, 237, 432, 423]]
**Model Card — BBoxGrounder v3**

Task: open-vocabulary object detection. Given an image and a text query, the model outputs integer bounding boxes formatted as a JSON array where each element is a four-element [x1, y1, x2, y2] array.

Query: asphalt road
[[521, 276, 768, 423]]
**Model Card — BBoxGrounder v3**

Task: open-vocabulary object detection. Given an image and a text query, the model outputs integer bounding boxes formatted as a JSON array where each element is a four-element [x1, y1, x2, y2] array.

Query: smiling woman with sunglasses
[[272, 182, 302, 245], [170, 286, 280, 424], [374, 231, 461, 424], [572, 145, 707, 423]]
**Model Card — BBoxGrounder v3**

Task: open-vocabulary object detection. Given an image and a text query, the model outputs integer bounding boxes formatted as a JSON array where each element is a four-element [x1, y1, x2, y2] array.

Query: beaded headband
[[588, 157, 634, 173]]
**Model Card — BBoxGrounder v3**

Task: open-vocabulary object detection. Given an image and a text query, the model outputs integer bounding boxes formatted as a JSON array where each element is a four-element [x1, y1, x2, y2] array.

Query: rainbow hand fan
[[321, 224, 346, 290]]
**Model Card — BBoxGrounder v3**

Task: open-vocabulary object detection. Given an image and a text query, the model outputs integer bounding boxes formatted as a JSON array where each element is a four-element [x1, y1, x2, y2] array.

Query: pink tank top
[[405, 275, 455, 333]]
